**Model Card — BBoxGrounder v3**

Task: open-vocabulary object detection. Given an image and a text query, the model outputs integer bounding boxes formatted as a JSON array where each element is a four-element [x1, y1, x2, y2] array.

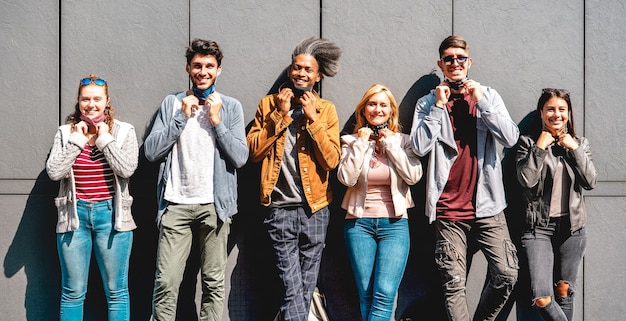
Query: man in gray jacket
[[410, 35, 519, 321], [144, 38, 248, 321]]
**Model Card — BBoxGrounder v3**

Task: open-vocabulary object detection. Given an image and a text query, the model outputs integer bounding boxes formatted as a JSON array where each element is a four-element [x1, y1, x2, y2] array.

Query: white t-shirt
[[165, 104, 215, 204]]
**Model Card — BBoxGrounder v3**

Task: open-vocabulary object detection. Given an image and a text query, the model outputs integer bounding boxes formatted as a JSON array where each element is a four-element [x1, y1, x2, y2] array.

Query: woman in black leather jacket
[[515, 88, 597, 321]]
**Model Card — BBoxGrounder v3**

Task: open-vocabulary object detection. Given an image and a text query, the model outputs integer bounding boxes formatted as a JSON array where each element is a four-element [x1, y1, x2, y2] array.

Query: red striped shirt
[[72, 145, 114, 201]]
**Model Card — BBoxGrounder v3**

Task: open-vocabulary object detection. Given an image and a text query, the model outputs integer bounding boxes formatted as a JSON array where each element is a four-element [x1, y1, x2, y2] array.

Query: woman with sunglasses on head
[[337, 84, 422, 321], [515, 88, 597, 321], [46, 74, 138, 321]]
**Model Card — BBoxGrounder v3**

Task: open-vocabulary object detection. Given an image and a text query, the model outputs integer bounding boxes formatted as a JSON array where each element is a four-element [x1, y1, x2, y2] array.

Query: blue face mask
[[192, 84, 215, 102]]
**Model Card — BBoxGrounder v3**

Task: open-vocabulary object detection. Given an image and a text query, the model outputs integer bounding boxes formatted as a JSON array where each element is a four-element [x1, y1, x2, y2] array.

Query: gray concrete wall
[[1, 0, 624, 320]]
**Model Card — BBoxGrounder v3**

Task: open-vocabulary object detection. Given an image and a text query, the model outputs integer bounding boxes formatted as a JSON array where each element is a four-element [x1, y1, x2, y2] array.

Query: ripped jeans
[[521, 217, 586, 321], [434, 212, 518, 321]]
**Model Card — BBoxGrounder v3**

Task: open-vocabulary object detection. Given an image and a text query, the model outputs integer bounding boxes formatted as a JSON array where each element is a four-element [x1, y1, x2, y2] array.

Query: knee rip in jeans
[[533, 296, 553, 308], [556, 280, 574, 300]]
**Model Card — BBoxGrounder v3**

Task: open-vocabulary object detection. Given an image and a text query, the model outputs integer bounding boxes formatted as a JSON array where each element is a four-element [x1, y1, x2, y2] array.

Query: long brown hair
[[353, 84, 401, 134], [537, 88, 576, 138], [66, 73, 115, 133]]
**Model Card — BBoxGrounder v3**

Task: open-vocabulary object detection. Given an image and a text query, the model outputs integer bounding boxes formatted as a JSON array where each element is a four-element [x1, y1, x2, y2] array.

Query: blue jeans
[[265, 206, 330, 321], [344, 218, 410, 321], [521, 217, 586, 321], [57, 199, 133, 321], [434, 212, 518, 321]]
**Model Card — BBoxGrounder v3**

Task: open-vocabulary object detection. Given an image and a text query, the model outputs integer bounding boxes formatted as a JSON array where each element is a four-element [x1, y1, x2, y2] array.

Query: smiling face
[[363, 92, 392, 126], [541, 96, 569, 134], [79, 85, 109, 119], [437, 47, 472, 82], [288, 54, 322, 90], [186, 53, 222, 90]]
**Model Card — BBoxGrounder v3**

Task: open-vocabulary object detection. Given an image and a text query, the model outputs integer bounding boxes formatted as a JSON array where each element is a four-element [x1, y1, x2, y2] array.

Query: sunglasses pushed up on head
[[80, 78, 106, 86]]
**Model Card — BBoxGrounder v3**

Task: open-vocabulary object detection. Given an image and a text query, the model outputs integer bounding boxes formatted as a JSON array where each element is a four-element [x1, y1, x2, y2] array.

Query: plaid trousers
[[265, 206, 330, 321]]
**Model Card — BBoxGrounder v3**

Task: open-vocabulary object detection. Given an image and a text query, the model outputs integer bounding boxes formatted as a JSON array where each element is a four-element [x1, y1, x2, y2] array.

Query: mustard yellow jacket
[[247, 91, 340, 212]]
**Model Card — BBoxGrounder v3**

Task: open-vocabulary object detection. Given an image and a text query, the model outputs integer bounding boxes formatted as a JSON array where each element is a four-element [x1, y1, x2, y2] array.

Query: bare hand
[[75, 121, 89, 136], [95, 121, 109, 137], [358, 127, 372, 139], [300, 91, 318, 124], [276, 88, 294, 116], [377, 128, 393, 139], [536, 131, 554, 149], [556, 133, 578, 150], [205, 93, 222, 125], [182, 94, 200, 117], [462, 79, 482, 102], [435, 82, 450, 107]]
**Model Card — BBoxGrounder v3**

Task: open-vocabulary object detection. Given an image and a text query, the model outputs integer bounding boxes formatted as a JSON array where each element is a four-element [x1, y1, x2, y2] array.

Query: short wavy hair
[[186, 38, 223, 66]]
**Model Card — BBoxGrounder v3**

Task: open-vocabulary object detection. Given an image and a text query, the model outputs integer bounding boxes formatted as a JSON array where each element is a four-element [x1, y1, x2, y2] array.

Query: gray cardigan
[[410, 86, 519, 223], [516, 135, 597, 232], [46, 120, 139, 233], [143, 91, 248, 224]]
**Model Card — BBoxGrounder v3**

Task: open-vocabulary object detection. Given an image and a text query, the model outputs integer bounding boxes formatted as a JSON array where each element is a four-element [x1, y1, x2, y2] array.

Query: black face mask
[[292, 84, 313, 98], [365, 122, 388, 137], [445, 77, 467, 91]]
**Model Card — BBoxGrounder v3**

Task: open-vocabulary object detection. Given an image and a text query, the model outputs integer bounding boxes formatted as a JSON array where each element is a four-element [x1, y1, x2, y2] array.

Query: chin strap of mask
[[445, 77, 467, 91], [365, 122, 388, 137]]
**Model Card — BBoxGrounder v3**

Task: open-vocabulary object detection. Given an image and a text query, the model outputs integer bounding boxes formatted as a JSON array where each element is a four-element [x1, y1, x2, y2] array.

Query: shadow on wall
[[393, 72, 449, 321], [497, 110, 544, 321], [224, 67, 453, 320], [3, 171, 60, 321], [2, 70, 465, 321]]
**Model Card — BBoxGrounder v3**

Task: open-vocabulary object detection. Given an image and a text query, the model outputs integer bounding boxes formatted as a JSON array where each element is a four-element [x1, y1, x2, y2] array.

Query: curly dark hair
[[186, 38, 223, 66]]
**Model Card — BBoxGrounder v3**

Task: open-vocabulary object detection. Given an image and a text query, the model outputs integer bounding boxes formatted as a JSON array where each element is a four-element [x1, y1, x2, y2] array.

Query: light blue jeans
[[57, 199, 133, 321], [344, 218, 410, 321]]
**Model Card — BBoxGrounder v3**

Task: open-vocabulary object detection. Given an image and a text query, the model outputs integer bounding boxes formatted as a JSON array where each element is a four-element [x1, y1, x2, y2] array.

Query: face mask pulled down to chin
[[291, 84, 313, 110], [293, 84, 313, 97], [80, 113, 106, 129]]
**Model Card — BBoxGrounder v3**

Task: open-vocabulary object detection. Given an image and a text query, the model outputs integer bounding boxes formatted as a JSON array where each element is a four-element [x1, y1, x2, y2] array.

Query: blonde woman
[[338, 84, 422, 321]]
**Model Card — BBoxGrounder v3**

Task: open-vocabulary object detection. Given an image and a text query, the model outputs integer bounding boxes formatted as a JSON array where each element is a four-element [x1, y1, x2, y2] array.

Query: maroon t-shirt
[[436, 94, 478, 221]]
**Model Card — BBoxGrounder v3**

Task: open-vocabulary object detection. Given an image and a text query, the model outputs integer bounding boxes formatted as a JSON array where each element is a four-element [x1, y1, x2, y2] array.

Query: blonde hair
[[353, 84, 400, 134]]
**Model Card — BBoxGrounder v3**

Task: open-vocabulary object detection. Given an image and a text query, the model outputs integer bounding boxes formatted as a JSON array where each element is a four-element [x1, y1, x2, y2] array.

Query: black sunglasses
[[542, 88, 570, 96], [441, 56, 469, 65], [80, 78, 106, 86]]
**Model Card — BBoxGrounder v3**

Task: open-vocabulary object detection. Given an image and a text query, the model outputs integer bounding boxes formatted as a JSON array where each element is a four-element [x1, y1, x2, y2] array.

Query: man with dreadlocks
[[247, 37, 342, 321]]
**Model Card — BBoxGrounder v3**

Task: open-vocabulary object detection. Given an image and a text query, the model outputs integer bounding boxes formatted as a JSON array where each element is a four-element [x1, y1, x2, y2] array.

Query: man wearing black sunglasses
[[410, 35, 520, 321], [144, 38, 249, 321]]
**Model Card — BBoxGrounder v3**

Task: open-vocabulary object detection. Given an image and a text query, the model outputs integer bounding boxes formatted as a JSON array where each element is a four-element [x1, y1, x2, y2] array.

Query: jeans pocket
[[54, 196, 70, 224]]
